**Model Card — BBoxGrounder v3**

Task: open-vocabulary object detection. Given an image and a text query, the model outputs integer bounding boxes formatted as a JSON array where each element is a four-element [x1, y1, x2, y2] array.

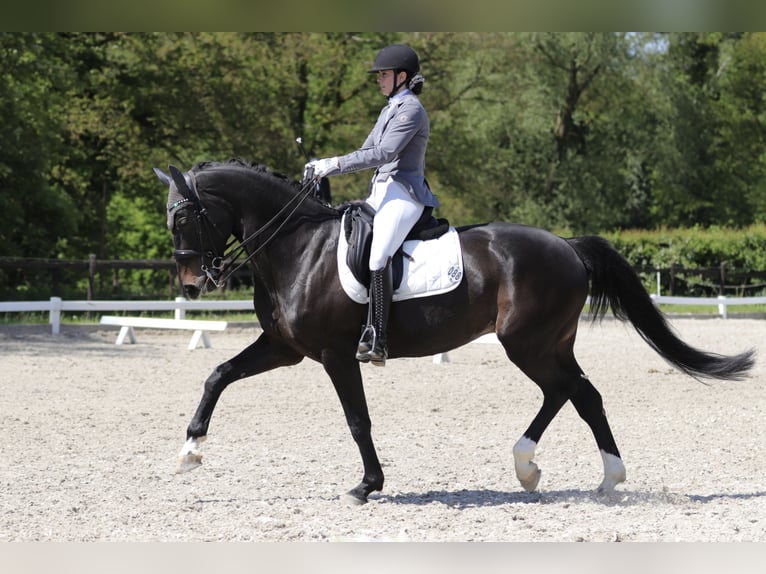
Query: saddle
[[343, 202, 450, 290]]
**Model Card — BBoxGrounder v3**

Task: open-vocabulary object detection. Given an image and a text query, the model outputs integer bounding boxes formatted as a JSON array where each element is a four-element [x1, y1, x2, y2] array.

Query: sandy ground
[[0, 317, 764, 542]]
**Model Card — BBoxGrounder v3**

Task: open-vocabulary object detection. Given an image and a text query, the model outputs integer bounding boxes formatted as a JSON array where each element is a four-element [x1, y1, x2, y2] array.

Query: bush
[[603, 224, 766, 296]]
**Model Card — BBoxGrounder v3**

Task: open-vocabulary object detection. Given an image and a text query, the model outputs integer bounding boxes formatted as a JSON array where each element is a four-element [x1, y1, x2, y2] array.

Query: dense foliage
[[2, 32, 766, 298], [604, 224, 766, 295]]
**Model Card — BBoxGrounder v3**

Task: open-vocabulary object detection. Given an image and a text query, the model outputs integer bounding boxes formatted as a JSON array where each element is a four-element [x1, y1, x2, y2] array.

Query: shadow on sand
[[371, 487, 766, 509]]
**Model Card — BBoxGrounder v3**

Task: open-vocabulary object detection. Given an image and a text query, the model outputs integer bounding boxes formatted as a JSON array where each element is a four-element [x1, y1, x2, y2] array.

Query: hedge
[[601, 224, 766, 296]]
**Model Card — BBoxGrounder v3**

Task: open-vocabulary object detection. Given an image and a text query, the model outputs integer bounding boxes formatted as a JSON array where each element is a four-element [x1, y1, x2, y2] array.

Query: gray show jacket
[[337, 92, 439, 208]]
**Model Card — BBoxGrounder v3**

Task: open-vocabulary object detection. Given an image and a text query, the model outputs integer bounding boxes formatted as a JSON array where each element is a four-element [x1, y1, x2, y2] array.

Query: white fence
[[1, 294, 765, 336], [0, 296, 254, 334]]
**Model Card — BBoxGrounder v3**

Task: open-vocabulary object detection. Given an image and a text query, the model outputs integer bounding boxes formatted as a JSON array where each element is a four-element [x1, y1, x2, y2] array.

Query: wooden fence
[[0, 255, 251, 300], [641, 263, 766, 297]]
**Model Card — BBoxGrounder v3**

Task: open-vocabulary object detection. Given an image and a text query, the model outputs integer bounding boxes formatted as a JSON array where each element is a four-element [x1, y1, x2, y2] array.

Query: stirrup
[[355, 326, 387, 365], [356, 346, 387, 366], [356, 325, 374, 357], [367, 348, 388, 367]]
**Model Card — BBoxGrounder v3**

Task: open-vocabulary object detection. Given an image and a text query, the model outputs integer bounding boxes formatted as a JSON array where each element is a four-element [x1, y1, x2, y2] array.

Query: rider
[[304, 43, 439, 366]]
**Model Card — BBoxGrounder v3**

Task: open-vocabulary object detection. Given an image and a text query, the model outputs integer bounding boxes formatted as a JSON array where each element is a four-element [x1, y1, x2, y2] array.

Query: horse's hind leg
[[511, 390, 569, 492], [511, 366, 626, 493], [568, 373, 626, 492], [506, 334, 626, 493]]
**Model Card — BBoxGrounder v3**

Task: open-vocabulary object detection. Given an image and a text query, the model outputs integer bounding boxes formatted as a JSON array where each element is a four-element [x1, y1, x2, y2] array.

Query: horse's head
[[155, 165, 235, 299]]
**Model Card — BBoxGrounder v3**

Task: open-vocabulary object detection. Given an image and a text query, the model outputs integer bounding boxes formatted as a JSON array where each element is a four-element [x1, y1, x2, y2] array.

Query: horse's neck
[[247, 216, 339, 332], [206, 168, 340, 272], [250, 214, 339, 260]]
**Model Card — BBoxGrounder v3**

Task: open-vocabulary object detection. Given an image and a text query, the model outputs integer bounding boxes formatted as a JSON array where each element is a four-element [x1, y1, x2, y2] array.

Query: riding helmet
[[368, 44, 420, 76]]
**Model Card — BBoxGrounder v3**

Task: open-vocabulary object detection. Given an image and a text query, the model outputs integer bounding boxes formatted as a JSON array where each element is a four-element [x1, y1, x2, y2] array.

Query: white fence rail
[[1, 294, 765, 336], [0, 296, 254, 334]]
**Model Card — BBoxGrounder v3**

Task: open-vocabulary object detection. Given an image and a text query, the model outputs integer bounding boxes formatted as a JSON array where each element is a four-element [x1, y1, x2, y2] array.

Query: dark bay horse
[[155, 159, 754, 504]]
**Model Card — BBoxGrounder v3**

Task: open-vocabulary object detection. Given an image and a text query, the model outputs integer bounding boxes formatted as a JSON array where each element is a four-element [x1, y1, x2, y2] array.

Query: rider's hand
[[304, 157, 340, 179]]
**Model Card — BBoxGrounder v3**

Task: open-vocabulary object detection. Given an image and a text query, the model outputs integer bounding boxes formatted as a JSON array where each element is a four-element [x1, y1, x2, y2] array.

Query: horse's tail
[[567, 235, 755, 381]]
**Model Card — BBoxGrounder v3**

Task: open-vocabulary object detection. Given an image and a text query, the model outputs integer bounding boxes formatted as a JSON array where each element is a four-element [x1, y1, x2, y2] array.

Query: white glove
[[304, 157, 340, 179]]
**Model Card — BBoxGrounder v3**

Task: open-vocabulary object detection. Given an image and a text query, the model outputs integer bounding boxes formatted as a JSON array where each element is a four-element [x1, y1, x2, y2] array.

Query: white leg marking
[[513, 436, 541, 492], [176, 436, 207, 473], [598, 450, 626, 492]]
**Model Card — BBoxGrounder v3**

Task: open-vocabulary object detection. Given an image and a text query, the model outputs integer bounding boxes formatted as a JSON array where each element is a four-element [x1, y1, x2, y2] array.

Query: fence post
[[49, 296, 62, 334], [669, 263, 677, 296], [175, 296, 186, 320], [87, 254, 96, 301], [112, 256, 120, 297], [717, 295, 728, 319], [719, 262, 727, 296]]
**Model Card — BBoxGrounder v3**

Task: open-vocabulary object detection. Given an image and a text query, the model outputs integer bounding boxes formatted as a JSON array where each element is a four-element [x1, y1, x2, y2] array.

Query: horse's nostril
[[184, 284, 201, 300]]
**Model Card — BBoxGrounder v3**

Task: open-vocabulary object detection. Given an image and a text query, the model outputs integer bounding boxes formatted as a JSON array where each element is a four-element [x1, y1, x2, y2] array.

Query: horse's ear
[[168, 165, 195, 202], [153, 167, 171, 186]]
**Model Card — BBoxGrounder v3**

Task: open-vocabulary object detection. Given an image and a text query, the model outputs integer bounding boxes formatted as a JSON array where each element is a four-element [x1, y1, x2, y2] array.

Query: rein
[[175, 167, 320, 289], [210, 178, 318, 287]]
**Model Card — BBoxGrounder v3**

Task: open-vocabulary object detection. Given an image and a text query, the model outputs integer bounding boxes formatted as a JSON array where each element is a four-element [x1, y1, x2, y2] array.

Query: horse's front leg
[[321, 349, 384, 505], [177, 333, 303, 473]]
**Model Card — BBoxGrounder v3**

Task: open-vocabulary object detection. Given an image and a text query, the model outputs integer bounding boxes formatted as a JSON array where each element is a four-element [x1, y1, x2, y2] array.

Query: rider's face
[[377, 69, 405, 96]]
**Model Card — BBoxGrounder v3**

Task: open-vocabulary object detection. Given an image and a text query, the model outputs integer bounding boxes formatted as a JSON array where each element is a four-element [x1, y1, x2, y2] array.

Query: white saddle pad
[[337, 213, 464, 304]]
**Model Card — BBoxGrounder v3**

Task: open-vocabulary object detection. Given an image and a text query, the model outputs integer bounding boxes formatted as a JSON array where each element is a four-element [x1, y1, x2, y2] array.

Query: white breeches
[[366, 178, 424, 270]]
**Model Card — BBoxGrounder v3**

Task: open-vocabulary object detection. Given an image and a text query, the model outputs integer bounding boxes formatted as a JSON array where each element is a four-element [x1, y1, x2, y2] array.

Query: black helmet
[[368, 44, 420, 76]]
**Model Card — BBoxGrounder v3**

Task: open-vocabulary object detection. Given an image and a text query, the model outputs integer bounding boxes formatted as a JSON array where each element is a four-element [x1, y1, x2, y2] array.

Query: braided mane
[[190, 158, 304, 192], [190, 158, 340, 219]]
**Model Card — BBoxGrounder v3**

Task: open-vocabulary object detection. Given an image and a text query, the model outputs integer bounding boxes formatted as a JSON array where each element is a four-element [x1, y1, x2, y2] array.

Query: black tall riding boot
[[356, 259, 392, 366]]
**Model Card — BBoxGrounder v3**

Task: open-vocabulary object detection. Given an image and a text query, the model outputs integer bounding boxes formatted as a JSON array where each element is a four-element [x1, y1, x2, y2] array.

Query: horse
[[154, 158, 755, 504]]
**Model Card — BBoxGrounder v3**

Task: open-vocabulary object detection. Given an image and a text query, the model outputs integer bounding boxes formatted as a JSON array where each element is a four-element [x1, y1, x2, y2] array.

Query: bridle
[[164, 164, 319, 289]]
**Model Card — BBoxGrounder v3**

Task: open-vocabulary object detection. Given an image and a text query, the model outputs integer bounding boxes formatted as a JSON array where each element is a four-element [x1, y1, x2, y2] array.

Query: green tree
[[646, 32, 766, 228], [4, 32, 766, 300], [711, 32, 766, 224], [424, 33, 643, 233], [0, 33, 78, 258]]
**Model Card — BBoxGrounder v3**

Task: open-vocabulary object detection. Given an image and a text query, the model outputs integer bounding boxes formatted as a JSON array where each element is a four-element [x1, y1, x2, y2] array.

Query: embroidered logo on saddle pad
[[337, 212, 464, 304]]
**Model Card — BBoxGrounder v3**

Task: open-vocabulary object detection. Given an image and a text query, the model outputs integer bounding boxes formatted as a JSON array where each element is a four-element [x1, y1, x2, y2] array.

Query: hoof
[[340, 492, 368, 506], [176, 436, 206, 474], [596, 474, 625, 494], [519, 468, 541, 493], [513, 437, 541, 492], [597, 451, 626, 493], [176, 453, 203, 474]]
